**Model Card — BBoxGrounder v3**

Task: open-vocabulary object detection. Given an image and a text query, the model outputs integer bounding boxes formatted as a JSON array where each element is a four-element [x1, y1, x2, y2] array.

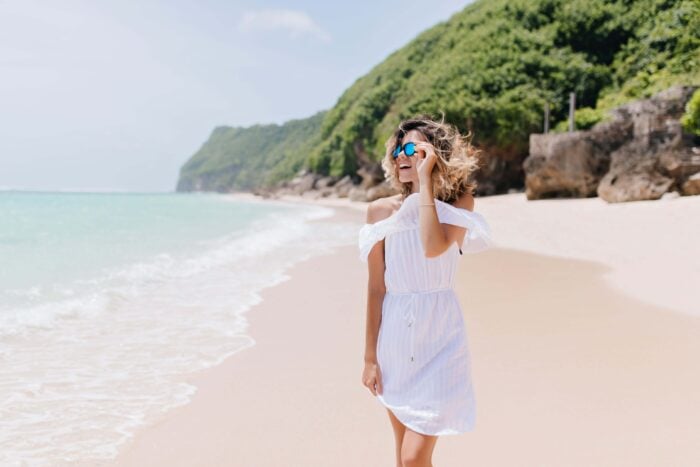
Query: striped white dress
[[358, 192, 493, 436]]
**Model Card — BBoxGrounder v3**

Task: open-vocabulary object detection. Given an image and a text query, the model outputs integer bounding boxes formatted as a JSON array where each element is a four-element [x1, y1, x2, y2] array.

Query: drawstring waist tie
[[385, 287, 454, 363]]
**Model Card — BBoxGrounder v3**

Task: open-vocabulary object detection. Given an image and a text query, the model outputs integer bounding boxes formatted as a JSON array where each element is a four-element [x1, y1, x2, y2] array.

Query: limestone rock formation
[[598, 86, 699, 202], [681, 171, 700, 196], [524, 127, 626, 198], [523, 85, 699, 203]]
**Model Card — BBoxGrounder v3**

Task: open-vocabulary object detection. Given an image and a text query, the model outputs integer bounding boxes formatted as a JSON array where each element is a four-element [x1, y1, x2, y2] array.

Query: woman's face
[[394, 129, 428, 185]]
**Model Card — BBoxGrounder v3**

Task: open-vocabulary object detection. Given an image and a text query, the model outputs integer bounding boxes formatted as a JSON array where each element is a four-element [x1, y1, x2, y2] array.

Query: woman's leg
[[386, 408, 406, 467], [401, 428, 438, 467]]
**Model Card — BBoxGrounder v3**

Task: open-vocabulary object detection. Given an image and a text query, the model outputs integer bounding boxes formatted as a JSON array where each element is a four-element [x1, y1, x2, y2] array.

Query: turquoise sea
[[0, 191, 357, 464]]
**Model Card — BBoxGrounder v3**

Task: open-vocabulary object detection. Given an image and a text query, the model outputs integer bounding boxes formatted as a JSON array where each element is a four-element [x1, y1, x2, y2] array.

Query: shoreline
[[231, 191, 700, 317], [109, 194, 700, 466]]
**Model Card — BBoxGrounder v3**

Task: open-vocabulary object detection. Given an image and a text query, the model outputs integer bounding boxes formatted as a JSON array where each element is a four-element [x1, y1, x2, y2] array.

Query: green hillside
[[177, 0, 700, 193], [176, 110, 325, 192]]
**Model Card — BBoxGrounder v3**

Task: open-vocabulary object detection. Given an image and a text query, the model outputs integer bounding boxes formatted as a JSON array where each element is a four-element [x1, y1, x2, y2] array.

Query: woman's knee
[[400, 432, 437, 467], [400, 450, 428, 467], [400, 444, 431, 466]]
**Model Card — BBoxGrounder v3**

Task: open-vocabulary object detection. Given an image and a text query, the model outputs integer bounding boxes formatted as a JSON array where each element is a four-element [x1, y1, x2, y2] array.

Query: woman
[[358, 114, 493, 466]]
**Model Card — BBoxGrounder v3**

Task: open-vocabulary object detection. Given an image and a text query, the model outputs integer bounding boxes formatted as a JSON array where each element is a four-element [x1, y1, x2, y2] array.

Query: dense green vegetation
[[177, 111, 325, 192], [553, 107, 608, 132], [178, 0, 700, 192], [681, 88, 700, 135]]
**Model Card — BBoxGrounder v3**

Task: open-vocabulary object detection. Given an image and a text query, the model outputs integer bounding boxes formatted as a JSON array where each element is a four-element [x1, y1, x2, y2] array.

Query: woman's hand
[[362, 360, 383, 396], [414, 141, 438, 183]]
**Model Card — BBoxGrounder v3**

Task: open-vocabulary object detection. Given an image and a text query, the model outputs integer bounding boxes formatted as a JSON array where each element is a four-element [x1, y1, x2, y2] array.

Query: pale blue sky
[[0, 0, 471, 191]]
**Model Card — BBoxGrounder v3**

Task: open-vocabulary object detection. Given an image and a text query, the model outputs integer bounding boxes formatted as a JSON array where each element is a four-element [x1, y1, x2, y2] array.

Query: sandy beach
[[110, 192, 700, 466]]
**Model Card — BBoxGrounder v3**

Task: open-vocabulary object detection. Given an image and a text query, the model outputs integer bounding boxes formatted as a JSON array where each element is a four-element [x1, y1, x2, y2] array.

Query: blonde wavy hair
[[381, 113, 482, 203]]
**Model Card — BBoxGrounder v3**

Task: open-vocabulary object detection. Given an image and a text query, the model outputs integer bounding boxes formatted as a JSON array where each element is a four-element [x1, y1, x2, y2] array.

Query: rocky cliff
[[524, 86, 700, 202]]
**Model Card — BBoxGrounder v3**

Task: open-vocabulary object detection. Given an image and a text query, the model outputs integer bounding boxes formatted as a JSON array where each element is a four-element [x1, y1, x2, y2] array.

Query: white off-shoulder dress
[[358, 192, 493, 436]]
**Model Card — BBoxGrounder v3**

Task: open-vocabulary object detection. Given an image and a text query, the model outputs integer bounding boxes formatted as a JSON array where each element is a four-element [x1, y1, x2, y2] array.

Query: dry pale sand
[[110, 193, 700, 467]]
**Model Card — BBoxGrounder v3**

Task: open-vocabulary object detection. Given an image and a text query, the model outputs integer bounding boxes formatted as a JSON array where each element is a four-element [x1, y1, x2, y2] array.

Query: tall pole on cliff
[[568, 92, 576, 132], [543, 102, 550, 134]]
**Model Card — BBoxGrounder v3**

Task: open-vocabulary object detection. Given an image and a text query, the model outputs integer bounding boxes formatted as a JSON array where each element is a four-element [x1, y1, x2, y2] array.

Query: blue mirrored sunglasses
[[392, 141, 417, 158]]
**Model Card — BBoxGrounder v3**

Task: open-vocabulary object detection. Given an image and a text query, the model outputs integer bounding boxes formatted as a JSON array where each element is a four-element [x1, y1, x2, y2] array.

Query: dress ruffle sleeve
[[435, 201, 493, 254], [357, 193, 493, 261], [358, 194, 419, 263], [358, 220, 406, 263]]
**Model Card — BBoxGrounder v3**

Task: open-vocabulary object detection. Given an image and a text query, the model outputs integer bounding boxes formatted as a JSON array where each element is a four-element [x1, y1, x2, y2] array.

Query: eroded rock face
[[356, 163, 386, 189], [332, 175, 354, 197], [365, 181, 398, 202], [598, 86, 699, 202], [682, 171, 700, 195], [524, 129, 624, 199], [472, 145, 526, 196], [524, 85, 699, 202], [659, 147, 700, 181]]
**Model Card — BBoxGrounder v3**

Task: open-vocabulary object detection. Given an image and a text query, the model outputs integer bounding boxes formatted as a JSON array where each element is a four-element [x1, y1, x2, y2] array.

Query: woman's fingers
[[369, 377, 377, 396], [362, 365, 382, 396], [362, 376, 375, 395], [415, 141, 434, 156]]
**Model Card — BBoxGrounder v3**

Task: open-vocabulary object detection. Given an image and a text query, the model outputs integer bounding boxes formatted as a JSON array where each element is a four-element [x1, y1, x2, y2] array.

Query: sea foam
[[0, 193, 358, 465]]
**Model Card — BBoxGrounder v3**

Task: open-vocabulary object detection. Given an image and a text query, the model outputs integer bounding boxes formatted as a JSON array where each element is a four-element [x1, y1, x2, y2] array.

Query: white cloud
[[238, 8, 331, 43]]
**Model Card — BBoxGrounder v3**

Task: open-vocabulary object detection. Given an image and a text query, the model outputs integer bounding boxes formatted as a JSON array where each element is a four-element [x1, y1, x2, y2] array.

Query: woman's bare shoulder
[[366, 194, 403, 224]]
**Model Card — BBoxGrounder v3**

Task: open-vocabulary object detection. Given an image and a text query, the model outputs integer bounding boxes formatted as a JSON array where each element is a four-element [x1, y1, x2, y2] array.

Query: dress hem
[[375, 394, 475, 437]]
